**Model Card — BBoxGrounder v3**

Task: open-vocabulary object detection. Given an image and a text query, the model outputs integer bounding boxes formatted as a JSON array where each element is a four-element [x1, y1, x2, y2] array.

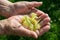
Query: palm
[[5, 15, 38, 38]]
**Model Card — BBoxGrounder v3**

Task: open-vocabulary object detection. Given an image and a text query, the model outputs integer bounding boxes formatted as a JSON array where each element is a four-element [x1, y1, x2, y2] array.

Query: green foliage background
[[0, 0, 60, 40]]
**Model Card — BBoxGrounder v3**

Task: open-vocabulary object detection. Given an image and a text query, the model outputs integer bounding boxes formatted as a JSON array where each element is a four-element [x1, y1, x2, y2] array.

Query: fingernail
[[31, 31, 38, 38], [36, 30, 40, 35], [34, 34, 38, 39], [34, 33, 38, 39], [39, 2, 43, 4]]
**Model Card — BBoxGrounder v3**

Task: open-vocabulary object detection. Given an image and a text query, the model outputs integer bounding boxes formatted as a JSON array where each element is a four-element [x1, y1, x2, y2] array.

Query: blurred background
[[0, 0, 60, 40]]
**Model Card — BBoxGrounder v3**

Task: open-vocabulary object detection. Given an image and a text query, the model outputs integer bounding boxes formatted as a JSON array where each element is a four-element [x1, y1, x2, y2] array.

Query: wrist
[[0, 0, 17, 17], [0, 19, 8, 35]]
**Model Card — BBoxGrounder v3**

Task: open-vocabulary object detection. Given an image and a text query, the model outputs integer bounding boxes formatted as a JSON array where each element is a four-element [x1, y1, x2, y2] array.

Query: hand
[[13, 1, 42, 15], [4, 15, 38, 38], [4, 9, 50, 38], [32, 8, 50, 36], [0, 0, 42, 17]]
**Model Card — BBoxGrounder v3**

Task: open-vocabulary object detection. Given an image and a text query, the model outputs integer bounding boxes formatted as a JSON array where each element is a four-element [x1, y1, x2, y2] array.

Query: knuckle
[[45, 14, 49, 17], [48, 22, 50, 25], [43, 25, 50, 31], [45, 14, 51, 21], [45, 17, 50, 22], [47, 17, 51, 21], [39, 10, 44, 14], [46, 26, 50, 30]]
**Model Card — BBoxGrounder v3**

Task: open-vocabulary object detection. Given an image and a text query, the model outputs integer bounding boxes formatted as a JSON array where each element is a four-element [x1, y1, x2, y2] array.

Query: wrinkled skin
[[4, 9, 50, 38], [0, 0, 50, 38], [0, 0, 42, 17]]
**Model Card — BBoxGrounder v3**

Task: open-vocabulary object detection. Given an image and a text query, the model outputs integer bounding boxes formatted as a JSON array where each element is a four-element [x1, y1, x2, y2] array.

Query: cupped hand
[[13, 1, 42, 15], [4, 9, 50, 38], [4, 15, 38, 38], [0, 0, 42, 17], [1, 0, 50, 38]]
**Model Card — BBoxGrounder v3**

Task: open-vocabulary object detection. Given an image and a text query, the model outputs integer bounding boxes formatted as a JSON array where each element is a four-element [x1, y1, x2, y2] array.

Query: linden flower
[[21, 13, 40, 31]]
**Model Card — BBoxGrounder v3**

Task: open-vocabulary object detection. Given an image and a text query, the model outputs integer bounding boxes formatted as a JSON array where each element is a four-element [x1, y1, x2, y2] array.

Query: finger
[[35, 30, 40, 35], [31, 8, 45, 16], [35, 22, 50, 35], [16, 1, 43, 8], [25, 2, 43, 8], [14, 1, 42, 7], [17, 26, 38, 38], [40, 17, 50, 27], [41, 22, 50, 28], [39, 14, 49, 20], [39, 24, 50, 36]]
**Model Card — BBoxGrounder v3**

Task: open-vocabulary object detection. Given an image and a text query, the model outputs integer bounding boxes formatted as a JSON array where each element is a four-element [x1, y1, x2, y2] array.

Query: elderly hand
[[0, 0, 50, 38], [0, 0, 42, 17], [3, 15, 38, 38], [2, 9, 50, 38]]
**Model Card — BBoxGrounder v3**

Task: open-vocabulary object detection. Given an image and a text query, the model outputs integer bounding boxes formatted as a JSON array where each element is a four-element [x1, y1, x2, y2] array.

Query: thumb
[[18, 26, 38, 38], [25, 1, 43, 8]]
